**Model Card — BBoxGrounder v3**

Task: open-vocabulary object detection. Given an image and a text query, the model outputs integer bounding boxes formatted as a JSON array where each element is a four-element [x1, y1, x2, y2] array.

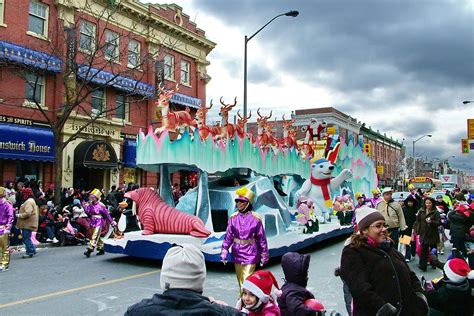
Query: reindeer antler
[[282, 114, 286, 121], [237, 110, 243, 119], [247, 111, 252, 120], [266, 111, 273, 119], [257, 108, 263, 119], [207, 100, 213, 110]]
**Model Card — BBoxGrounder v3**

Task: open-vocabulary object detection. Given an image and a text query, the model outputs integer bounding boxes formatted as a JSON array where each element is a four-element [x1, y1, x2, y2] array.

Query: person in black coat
[[278, 252, 317, 316], [425, 258, 473, 316], [402, 195, 419, 261], [448, 204, 470, 258], [125, 244, 243, 316], [414, 197, 441, 271], [340, 207, 428, 316]]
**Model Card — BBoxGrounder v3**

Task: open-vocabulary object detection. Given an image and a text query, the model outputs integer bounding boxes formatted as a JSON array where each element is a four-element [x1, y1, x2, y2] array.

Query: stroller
[[56, 216, 87, 246]]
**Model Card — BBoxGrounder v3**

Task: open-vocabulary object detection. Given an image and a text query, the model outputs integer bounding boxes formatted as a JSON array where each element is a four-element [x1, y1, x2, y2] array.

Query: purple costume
[[220, 211, 269, 265], [0, 198, 14, 270], [85, 202, 113, 228], [0, 198, 14, 235]]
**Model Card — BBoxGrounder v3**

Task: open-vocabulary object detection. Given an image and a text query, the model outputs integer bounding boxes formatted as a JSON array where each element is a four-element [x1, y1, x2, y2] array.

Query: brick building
[[0, 0, 215, 191]]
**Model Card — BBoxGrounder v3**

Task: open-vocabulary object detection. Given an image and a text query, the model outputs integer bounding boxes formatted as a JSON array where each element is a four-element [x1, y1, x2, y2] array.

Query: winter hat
[[73, 199, 81, 206], [160, 244, 206, 293], [444, 258, 474, 283], [456, 204, 471, 217], [0, 186, 6, 196], [355, 207, 385, 232], [243, 270, 281, 303], [47, 201, 55, 209], [235, 187, 255, 204]]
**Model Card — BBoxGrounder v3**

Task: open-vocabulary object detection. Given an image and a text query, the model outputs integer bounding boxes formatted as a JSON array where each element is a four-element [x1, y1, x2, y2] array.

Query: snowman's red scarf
[[310, 176, 331, 203]]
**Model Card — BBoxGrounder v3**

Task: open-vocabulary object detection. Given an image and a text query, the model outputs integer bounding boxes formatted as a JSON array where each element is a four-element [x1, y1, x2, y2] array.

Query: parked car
[[392, 191, 410, 203]]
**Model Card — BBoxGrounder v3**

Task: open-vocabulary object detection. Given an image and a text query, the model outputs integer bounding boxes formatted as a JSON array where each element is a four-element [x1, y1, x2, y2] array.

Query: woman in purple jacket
[[220, 187, 269, 291]]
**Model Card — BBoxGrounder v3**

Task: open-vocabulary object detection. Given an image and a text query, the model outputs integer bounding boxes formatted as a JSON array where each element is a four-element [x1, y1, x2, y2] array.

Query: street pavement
[[0, 235, 448, 316]]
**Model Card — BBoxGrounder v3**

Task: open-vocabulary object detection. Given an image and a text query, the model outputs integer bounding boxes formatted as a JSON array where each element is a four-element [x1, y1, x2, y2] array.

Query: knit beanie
[[243, 270, 281, 303], [444, 258, 474, 283], [355, 207, 385, 232], [22, 188, 34, 200], [160, 244, 206, 293]]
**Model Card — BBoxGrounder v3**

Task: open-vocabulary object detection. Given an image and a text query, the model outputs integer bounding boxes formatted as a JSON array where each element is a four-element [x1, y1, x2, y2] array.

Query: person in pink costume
[[83, 189, 116, 257], [221, 187, 269, 291], [0, 187, 14, 272]]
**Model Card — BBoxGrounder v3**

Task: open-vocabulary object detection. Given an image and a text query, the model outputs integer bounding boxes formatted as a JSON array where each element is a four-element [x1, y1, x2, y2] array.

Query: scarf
[[310, 176, 332, 208]]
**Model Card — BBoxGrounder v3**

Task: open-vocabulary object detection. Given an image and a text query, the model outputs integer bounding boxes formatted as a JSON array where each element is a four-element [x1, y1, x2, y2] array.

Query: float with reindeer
[[104, 85, 378, 261]]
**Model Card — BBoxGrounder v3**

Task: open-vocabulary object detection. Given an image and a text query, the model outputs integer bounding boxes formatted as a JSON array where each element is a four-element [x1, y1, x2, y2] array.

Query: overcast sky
[[153, 0, 474, 173]]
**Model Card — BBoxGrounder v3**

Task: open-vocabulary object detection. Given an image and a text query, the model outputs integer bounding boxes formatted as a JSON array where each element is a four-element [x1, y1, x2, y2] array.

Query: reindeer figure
[[281, 114, 297, 148], [236, 110, 252, 140], [154, 84, 197, 136], [195, 100, 220, 141], [256, 108, 273, 147], [216, 97, 237, 141]]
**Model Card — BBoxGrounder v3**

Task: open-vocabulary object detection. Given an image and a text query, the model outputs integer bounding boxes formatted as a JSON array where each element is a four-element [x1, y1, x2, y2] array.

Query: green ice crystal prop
[[136, 127, 311, 177]]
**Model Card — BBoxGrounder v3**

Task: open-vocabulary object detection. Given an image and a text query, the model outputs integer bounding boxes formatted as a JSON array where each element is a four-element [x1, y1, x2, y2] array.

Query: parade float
[[104, 86, 378, 261]]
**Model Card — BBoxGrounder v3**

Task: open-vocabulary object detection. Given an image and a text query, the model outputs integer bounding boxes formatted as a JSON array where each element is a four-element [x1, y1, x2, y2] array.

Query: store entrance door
[[74, 166, 110, 191]]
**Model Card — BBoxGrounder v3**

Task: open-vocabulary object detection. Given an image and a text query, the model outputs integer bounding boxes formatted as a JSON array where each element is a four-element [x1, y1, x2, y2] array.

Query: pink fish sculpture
[[124, 188, 211, 238]]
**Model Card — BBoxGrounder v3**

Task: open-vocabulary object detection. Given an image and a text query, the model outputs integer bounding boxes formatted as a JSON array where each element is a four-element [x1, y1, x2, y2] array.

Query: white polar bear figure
[[295, 157, 352, 223]]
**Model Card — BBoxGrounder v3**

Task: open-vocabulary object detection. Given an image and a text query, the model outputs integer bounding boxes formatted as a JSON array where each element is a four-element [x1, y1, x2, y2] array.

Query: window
[[105, 30, 119, 61], [164, 55, 174, 80], [180, 60, 190, 85], [0, 0, 5, 26], [79, 20, 96, 53], [115, 94, 129, 121], [128, 40, 140, 68], [25, 72, 45, 106], [91, 89, 105, 114], [28, 1, 48, 37]]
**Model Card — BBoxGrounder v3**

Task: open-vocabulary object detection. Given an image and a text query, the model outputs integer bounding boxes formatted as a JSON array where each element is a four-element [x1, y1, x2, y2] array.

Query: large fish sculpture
[[124, 188, 211, 238]]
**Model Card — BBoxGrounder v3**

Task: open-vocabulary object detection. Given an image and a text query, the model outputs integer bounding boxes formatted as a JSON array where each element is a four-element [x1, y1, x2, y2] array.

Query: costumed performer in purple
[[220, 187, 269, 291], [0, 186, 14, 272], [83, 189, 116, 257]]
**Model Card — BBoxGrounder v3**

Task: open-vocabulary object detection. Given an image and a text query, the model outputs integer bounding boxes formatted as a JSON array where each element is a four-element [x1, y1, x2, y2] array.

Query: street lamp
[[462, 100, 473, 104], [412, 134, 432, 176], [243, 10, 299, 131]]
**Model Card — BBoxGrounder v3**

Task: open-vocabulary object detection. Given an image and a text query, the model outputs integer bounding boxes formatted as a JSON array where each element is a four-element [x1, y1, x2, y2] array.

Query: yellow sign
[[377, 165, 384, 175], [468, 119, 474, 139], [326, 126, 336, 135]]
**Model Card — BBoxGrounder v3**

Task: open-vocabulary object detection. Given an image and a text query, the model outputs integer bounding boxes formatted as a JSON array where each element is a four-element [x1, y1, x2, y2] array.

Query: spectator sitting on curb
[[125, 243, 245, 316]]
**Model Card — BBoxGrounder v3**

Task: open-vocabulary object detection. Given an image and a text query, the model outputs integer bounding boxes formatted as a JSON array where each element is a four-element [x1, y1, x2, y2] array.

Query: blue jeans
[[21, 229, 36, 256]]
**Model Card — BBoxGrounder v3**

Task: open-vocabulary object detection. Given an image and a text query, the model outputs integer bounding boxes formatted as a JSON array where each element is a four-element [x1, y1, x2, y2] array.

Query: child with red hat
[[237, 270, 281, 316], [425, 258, 474, 315]]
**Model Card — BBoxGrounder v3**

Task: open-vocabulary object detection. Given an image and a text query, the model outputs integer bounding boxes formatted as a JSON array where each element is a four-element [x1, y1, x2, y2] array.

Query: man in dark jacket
[[125, 244, 243, 316], [278, 252, 317, 316]]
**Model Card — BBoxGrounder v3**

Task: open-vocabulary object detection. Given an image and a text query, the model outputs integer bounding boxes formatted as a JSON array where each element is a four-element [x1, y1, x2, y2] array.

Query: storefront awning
[[122, 139, 136, 168], [77, 65, 155, 98], [74, 140, 118, 169], [0, 40, 62, 73], [0, 123, 54, 161], [170, 93, 202, 109]]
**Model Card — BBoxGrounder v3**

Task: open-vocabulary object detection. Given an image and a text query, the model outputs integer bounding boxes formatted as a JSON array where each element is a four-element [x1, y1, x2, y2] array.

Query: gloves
[[111, 221, 117, 227], [221, 260, 227, 265], [376, 303, 397, 316], [2, 230, 10, 235], [220, 250, 228, 263]]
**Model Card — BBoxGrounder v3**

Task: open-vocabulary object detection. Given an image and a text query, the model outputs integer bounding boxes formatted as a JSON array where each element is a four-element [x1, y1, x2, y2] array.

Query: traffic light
[[461, 139, 469, 154], [363, 143, 372, 156]]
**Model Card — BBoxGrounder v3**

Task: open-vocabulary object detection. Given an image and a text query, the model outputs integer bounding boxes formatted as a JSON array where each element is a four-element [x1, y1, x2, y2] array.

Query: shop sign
[[0, 115, 33, 126], [71, 124, 117, 137]]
